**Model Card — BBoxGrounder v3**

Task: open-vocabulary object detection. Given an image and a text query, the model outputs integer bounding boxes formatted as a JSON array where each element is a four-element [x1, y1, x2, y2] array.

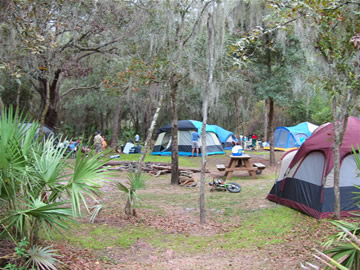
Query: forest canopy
[[0, 0, 359, 145]]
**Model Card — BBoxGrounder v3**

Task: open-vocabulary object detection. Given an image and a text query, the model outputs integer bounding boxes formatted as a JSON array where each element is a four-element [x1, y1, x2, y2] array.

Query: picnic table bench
[[216, 154, 266, 180]]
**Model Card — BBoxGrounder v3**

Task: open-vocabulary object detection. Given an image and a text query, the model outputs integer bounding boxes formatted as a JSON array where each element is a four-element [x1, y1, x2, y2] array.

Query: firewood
[[155, 169, 171, 177]]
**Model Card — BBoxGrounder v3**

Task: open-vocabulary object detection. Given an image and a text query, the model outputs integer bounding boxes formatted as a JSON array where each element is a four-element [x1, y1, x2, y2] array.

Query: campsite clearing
[[48, 151, 343, 269]]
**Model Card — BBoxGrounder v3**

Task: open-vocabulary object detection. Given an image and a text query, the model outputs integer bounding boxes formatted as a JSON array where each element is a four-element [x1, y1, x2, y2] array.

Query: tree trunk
[[170, 76, 179, 185], [234, 98, 241, 142], [16, 81, 21, 110], [265, 34, 275, 166], [111, 94, 124, 148], [332, 95, 349, 219], [138, 86, 165, 169], [39, 80, 51, 136], [263, 99, 268, 142], [200, 11, 215, 224], [333, 130, 341, 219], [268, 97, 275, 166], [36, 70, 62, 128], [125, 199, 131, 216]]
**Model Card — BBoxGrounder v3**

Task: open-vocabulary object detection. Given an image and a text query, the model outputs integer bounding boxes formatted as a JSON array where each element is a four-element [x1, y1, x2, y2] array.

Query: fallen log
[[155, 169, 171, 177], [102, 161, 208, 176], [151, 165, 208, 173]]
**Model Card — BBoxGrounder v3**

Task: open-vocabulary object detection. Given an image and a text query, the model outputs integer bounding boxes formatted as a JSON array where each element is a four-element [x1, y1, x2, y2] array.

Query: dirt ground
[[53, 152, 330, 270]]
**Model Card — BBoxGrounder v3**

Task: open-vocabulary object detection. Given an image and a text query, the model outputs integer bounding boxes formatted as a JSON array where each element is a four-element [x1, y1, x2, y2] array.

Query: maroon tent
[[267, 116, 360, 219]]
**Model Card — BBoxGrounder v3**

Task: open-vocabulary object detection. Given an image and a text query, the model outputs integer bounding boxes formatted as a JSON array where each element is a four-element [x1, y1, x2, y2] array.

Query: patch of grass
[[56, 223, 161, 250], [54, 222, 213, 253], [52, 205, 320, 259], [141, 194, 200, 212], [245, 151, 269, 156], [217, 206, 304, 250], [109, 153, 201, 168]]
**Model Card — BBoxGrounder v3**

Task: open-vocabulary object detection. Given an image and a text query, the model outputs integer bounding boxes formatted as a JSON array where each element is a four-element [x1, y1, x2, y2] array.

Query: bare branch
[[61, 85, 100, 97], [74, 24, 138, 62], [182, 0, 216, 47]]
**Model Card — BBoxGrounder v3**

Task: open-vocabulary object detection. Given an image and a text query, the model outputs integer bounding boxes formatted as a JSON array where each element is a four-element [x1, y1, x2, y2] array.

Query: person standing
[[191, 130, 200, 157], [94, 131, 104, 153], [135, 134, 140, 144], [102, 135, 107, 150]]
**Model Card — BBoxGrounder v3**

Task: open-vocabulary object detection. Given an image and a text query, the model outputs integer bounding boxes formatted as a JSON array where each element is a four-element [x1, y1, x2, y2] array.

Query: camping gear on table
[[232, 145, 243, 156], [267, 116, 360, 219]]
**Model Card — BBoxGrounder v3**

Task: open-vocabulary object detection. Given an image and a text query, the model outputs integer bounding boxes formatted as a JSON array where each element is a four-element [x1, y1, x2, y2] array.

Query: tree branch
[[61, 85, 100, 97], [182, 0, 215, 47], [74, 24, 138, 62]]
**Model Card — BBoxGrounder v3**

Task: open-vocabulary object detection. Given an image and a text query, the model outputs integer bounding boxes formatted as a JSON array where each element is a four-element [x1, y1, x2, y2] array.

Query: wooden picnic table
[[221, 154, 262, 180]]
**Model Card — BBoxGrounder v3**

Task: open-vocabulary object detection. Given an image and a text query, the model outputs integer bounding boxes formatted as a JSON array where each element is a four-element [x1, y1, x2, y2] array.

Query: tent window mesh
[[294, 133, 308, 145], [162, 133, 171, 150], [178, 131, 192, 145], [294, 152, 325, 185], [340, 154, 360, 187]]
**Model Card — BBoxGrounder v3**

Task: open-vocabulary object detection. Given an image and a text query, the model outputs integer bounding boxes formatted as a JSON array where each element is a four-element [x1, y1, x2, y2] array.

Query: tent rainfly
[[267, 116, 360, 219], [22, 122, 55, 139], [209, 125, 238, 150], [264, 122, 319, 151], [151, 120, 225, 156]]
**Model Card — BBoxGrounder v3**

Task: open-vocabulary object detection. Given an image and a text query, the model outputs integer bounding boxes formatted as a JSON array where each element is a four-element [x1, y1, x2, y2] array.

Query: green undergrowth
[[218, 206, 304, 249], [108, 153, 201, 168], [53, 205, 310, 254]]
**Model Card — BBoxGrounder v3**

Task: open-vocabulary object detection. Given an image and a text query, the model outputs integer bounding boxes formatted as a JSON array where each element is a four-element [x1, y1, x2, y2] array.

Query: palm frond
[[115, 182, 129, 193], [32, 138, 68, 186], [1, 197, 73, 240], [321, 221, 360, 270], [25, 245, 62, 270], [65, 152, 110, 216], [323, 220, 360, 248], [89, 204, 103, 223], [127, 172, 148, 191]]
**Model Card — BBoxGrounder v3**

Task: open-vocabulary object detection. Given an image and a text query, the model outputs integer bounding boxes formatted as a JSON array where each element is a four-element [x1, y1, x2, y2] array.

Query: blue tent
[[22, 122, 55, 139], [151, 120, 225, 156], [265, 122, 318, 151], [210, 125, 238, 150]]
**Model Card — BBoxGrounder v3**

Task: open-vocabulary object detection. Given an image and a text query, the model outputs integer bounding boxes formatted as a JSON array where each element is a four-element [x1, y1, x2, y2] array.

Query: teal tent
[[151, 120, 225, 156], [265, 122, 318, 151]]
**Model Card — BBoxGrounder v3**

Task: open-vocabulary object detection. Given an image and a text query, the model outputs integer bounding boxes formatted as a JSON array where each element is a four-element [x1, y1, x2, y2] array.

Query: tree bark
[[269, 97, 275, 166], [111, 94, 124, 148], [35, 70, 62, 128], [125, 199, 131, 216], [16, 81, 21, 110], [265, 34, 275, 166], [138, 85, 165, 169], [200, 11, 215, 224], [39, 80, 51, 136], [170, 76, 179, 185], [332, 93, 349, 219], [234, 98, 241, 143], [264, 99, 268, 142], [333, 127, 341, 219]]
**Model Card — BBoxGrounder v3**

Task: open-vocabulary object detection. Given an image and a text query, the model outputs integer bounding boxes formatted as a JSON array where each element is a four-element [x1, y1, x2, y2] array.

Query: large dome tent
[[267, 116, 360, 219], [151, 120, 225, 156], [209, 125, 238, 150], [264, 122, 319, 151]]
